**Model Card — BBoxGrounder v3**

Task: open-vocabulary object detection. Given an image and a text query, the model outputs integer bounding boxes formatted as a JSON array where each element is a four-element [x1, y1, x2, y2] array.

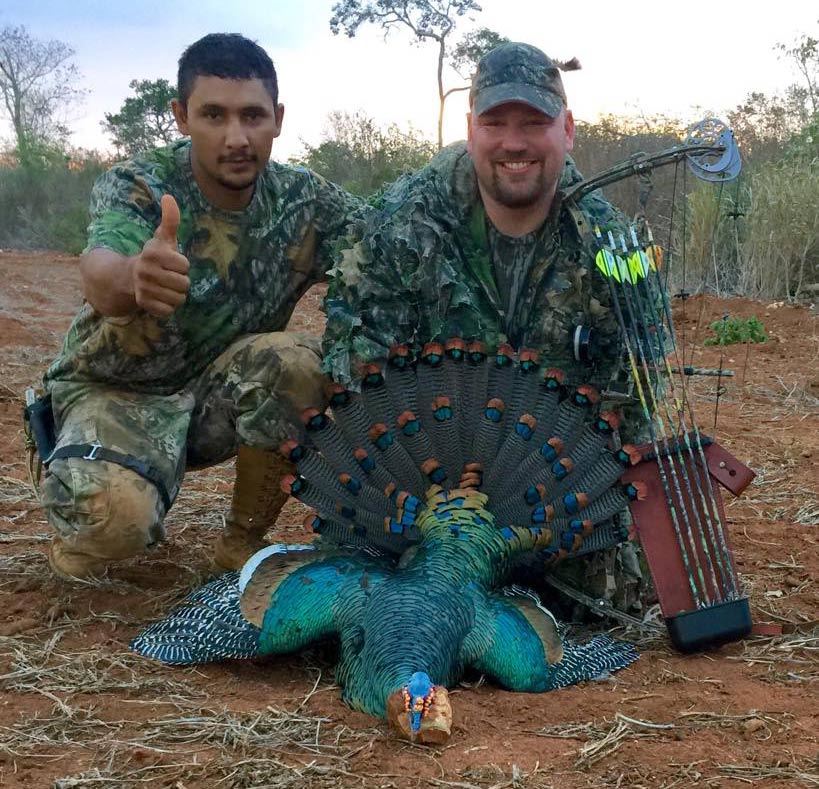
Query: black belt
[[46, 442, 174, 511]]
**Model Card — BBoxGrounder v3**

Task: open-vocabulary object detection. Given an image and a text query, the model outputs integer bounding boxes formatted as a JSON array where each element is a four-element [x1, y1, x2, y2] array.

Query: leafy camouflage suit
[[323, 142, 651, 613], [42, 139, 363, 566]]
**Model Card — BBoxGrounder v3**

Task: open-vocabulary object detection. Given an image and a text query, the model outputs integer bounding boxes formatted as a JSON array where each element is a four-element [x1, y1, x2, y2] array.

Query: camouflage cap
[[470, 42, 566, 118]]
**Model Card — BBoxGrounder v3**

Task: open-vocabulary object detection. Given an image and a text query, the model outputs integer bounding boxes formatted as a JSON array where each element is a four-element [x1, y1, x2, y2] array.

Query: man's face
[[173, 76, 283, 210], [467, 102, 575, 213]]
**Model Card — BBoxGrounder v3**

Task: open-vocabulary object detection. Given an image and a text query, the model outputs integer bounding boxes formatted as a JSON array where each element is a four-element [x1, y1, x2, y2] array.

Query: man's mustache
[[219, 154, 257, 163]]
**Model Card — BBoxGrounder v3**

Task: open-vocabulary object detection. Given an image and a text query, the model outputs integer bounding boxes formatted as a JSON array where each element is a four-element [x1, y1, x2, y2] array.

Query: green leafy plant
[[704, 315, 768, 346]]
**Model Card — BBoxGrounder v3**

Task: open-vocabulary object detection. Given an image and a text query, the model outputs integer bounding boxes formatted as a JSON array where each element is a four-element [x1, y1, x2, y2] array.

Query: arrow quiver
[[564, 118, 754, 652], [622, 438, 754, 651]]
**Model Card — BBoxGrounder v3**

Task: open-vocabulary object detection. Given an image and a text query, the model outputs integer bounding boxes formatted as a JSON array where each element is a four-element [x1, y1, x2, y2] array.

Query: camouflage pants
[[41, 331, 326, 563]]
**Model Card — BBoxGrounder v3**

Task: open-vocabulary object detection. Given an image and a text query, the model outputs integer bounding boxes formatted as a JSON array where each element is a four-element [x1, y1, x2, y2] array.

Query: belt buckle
[[83, 440, 103, 461]]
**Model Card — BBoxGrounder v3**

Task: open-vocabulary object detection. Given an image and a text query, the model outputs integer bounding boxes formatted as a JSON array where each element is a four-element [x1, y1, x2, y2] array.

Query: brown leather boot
[[213, 445, 295, 571], [48, 537, 110, 580]]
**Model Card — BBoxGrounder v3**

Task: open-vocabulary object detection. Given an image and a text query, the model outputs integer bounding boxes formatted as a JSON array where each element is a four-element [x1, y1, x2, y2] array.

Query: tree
[[449, 26, 507, 78], [0, 25, 83, 164], [103, 78, 180, 157], [292, 110, 435, 196], [330, 1, 505, 150], [776, 28, 819, 120]]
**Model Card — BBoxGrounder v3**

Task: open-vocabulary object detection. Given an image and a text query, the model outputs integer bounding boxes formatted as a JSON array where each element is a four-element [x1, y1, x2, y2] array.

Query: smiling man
[[39, 33, 364, 579], [323, 42, 649, 615]]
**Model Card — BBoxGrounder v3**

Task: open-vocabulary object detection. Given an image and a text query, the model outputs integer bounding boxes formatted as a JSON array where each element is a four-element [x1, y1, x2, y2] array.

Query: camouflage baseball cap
[[470, 42, 567, 118]]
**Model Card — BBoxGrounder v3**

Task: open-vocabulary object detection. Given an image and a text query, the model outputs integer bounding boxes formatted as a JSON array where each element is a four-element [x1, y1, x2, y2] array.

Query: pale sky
[[2, 0, 817, 159]]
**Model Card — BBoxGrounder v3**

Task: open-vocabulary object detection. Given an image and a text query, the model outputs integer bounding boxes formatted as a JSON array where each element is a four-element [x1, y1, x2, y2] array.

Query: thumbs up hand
[[132, 195, 190, 317]]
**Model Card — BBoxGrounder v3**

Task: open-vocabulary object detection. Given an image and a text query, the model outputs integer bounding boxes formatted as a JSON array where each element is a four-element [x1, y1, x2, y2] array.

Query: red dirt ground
[[0, 251, 816, 788]]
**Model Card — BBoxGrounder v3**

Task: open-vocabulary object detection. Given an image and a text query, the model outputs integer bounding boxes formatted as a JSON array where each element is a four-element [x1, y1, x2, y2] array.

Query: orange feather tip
[[280, 474, 297, 494], [397, 410, 418, 427], [432, 396, 451, 409], [467, 340, 487, 354], [420, 458, 441, 475], [543, 368, 566, 384], [519, 413, 538, 430], [445, 337, 466, 351], [485, 397, 506, 411], [394, 490, 411, 508], [600, 411, 620, 429], [629, 480, 648, 500], [278, 438, 301, 459], [519, 348, 539, 363], [368, 423, 389, 442], [388, 343, 411, 358], [576, 384, 600, 403], [303, 512, 321, 531], [421, 342, 444, 356], [299, 407, 322, 424], [547, 437, 564, 454], [622, 444, 642, 465]]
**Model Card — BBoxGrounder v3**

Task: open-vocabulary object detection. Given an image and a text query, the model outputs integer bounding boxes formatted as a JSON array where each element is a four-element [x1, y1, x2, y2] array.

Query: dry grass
[[536, 709, 796, 772]]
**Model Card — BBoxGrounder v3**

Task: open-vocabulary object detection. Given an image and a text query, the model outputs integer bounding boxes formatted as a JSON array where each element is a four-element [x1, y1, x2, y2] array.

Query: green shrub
[[0, 153, 105, 253], [704, 315, 768, 346]]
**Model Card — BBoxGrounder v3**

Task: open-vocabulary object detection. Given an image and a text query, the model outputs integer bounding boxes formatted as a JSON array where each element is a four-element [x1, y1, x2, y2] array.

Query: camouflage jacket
[[323, 142, 630, 392], [45, 139, 364, 395]]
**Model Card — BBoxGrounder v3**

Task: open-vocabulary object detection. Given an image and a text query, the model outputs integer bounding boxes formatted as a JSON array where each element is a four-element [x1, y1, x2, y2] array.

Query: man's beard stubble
[[489, 163, 548, 209]]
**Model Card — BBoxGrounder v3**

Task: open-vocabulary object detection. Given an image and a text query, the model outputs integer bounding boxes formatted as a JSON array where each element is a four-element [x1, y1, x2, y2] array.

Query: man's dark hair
[[177, 33, 278, 107]]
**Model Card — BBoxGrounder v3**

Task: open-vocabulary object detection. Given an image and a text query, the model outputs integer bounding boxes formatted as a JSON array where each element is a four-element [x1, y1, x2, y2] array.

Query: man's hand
[[132, 195, 190, 317]]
